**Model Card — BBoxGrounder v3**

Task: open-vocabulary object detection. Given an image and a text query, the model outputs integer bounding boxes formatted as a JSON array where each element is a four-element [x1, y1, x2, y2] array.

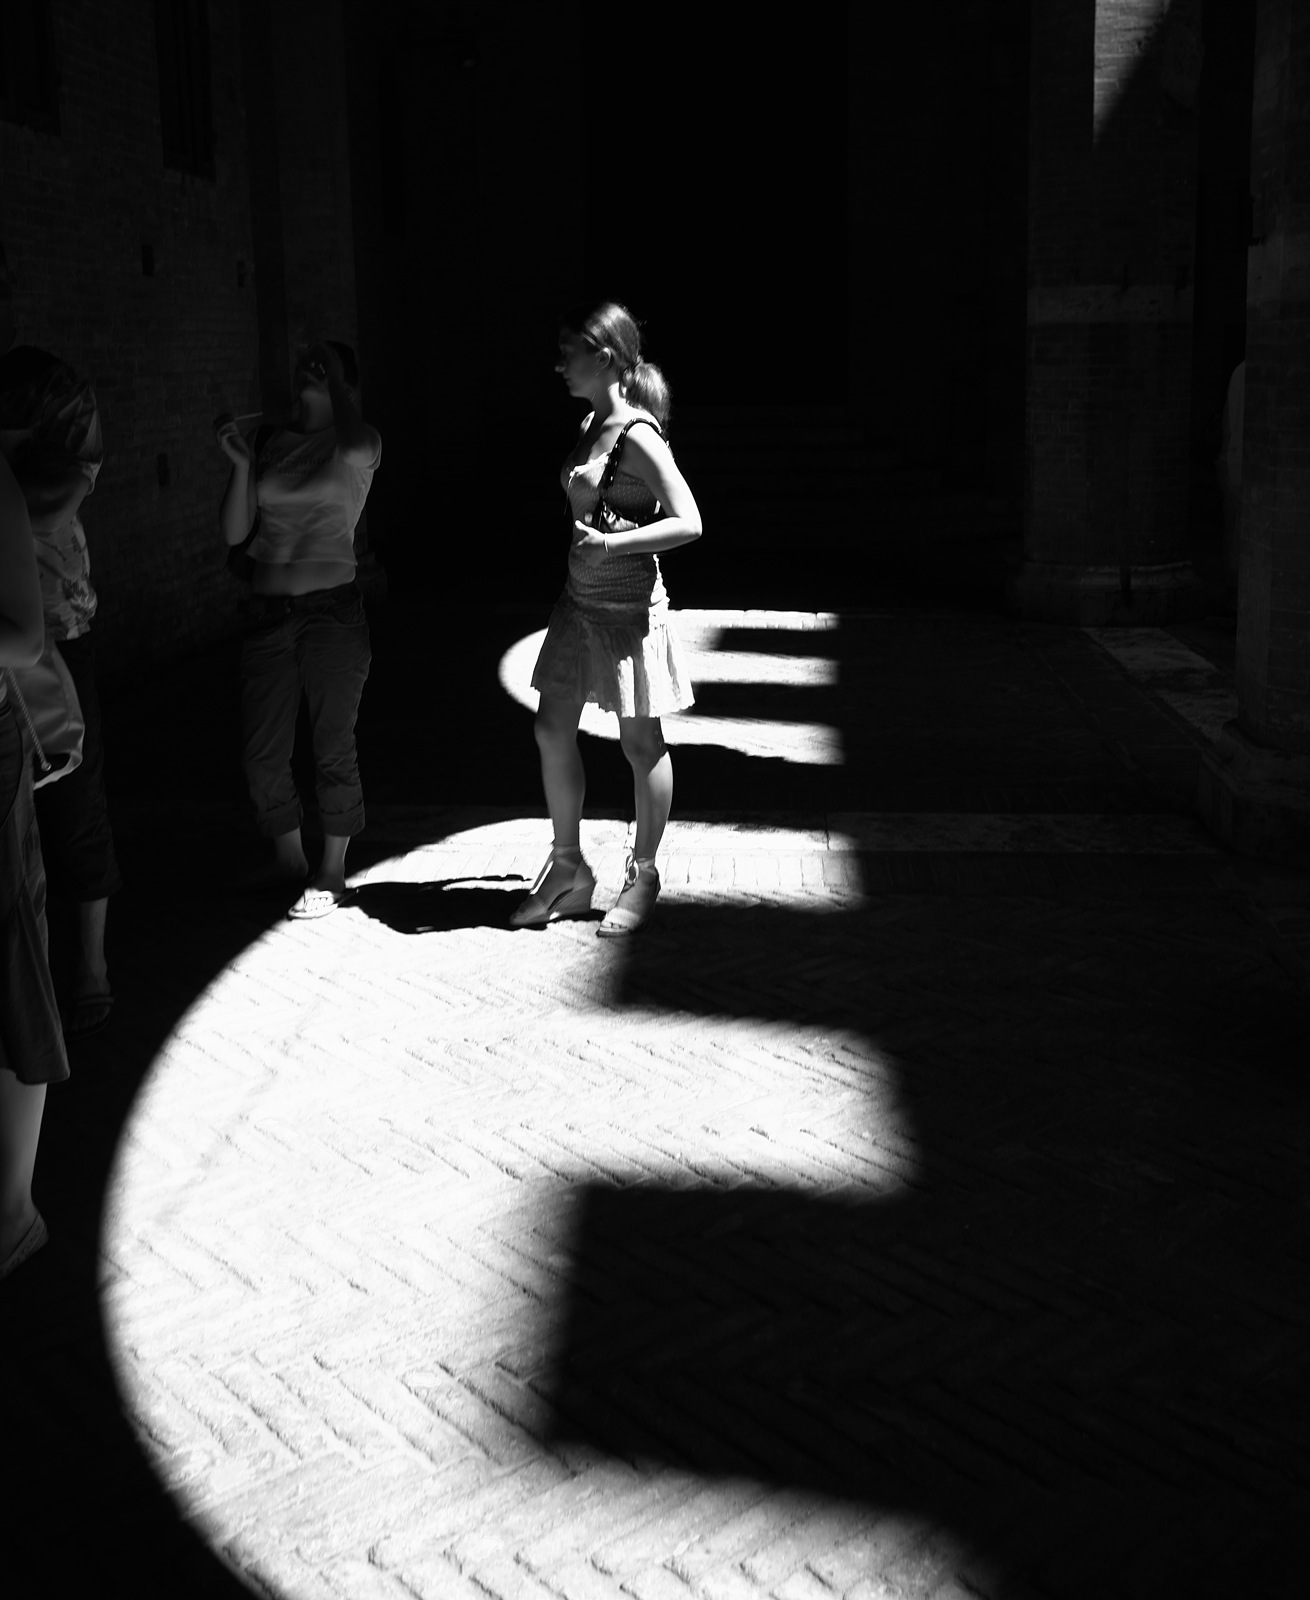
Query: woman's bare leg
[[0, 1071, 45, 1261], [529, 695, 587, 902], [536, 695, 586, 844], [598, 716, 670, 935], [619, 716, 672, 860], [315, 834, 350, 896], [74, 896, 108, 993], [241, 827, 308, 888], [272, 828, 310, 878]]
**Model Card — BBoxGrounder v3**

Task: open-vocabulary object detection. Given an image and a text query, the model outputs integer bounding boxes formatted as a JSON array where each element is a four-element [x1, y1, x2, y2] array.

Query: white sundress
[[530, 439, 695, 718]]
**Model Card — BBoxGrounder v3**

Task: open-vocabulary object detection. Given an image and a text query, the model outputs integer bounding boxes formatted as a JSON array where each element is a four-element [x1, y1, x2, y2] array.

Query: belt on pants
[[248, 581, 361, 620]]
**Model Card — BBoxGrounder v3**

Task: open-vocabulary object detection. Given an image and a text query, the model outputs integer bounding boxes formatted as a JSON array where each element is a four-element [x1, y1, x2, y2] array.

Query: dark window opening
[[154, 0, 214, 178], [0, 0, 61, 136]]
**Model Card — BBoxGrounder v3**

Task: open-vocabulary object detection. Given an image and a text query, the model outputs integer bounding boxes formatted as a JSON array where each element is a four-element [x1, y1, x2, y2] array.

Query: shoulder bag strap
[[594, 417, 666, 529]]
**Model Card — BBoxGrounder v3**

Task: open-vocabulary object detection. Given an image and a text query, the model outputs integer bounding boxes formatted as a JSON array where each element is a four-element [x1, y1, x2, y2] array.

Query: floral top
[[0, 346, 104, 640]]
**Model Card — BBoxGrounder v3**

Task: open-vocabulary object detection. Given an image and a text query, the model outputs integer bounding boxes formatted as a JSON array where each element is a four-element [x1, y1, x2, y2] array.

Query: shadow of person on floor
[[350, 875, 601, 934]]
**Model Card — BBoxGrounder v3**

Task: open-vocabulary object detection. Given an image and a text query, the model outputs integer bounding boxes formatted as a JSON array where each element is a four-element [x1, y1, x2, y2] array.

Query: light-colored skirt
[[531, 592, 696, 718], [0, 703, 70, 1085]]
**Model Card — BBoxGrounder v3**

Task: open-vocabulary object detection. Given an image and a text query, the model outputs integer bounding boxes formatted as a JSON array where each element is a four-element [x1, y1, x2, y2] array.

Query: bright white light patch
[[497, 608, 844, 765], [100, 815, 911, 1596]]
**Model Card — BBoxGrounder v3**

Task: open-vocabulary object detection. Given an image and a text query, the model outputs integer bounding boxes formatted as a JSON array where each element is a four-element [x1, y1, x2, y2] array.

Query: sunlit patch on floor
[[99, 814, 913, 1597], [497, 609, 844, 764]]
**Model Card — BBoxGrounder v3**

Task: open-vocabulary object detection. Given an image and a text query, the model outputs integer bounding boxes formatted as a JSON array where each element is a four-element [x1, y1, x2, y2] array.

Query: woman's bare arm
[[0, 454, 44, 668], [574, 423, 702, 560], [216, 423, 258, 546]]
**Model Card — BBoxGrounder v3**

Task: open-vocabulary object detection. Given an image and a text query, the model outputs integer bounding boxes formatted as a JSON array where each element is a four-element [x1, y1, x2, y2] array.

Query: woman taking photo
[[514, 300, 702, 936], [217, 341, 380, 919]]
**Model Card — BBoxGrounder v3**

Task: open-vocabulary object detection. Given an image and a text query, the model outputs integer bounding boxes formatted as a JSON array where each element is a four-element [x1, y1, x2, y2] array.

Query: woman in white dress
[[515, 301, 702, 936]]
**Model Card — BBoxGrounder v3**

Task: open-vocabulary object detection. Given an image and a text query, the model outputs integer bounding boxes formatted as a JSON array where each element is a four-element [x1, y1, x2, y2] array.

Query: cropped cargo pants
[[240, 582, 371, 839]]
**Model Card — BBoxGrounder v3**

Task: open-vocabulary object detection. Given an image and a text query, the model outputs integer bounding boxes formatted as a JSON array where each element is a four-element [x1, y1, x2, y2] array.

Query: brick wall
[[0, 0, 373, 690], [1, 0, 261, 687], [267, 1, 357, 358]]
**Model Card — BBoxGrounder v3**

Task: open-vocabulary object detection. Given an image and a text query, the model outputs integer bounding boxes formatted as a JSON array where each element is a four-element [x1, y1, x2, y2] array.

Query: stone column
[[1198, 0, 1310, 861], [1008, 0, 1205, 624]]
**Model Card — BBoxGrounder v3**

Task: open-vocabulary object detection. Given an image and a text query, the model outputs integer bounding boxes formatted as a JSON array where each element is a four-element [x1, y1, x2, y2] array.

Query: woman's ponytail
[[624, 359, 671, 429]]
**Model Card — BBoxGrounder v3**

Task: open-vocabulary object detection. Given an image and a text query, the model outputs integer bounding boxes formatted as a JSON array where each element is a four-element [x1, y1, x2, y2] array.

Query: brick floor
[[3, 602, 1307, 1600]]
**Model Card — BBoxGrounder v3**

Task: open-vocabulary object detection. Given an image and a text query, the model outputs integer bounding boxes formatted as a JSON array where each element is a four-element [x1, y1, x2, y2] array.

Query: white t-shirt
[[249, 426, 379, 568]]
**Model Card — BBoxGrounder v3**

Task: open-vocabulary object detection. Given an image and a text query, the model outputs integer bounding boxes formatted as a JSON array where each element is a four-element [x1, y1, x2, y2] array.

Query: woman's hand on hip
[[572, 521, 609, 565]]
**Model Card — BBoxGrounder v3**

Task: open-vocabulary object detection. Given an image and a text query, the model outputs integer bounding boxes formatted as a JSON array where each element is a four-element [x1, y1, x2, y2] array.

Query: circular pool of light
[[100, 813, 913, 1597]]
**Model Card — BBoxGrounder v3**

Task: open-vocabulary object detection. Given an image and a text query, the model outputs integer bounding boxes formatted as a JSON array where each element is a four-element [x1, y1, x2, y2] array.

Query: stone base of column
[[1005, 559, 1205, 625], [1197, 721, 1310, 864]]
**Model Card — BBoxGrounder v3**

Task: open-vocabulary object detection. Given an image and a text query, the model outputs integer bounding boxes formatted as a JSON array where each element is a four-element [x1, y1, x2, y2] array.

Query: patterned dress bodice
[[564, 454, 667, 611]]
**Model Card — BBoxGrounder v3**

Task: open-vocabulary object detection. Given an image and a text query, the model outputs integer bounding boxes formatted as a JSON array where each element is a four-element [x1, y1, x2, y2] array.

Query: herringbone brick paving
[[4, 603, 1308, 1600]]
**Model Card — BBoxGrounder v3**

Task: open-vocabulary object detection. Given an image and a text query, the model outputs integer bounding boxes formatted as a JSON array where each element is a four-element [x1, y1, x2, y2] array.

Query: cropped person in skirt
[[514, 301, 702, 936], [0, 450, 67, 1281], [216, 341, 380, 919]]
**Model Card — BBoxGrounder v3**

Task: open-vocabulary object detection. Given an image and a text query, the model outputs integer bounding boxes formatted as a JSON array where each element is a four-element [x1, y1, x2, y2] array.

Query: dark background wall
[[0, 0, 260, 671], [345, 0, 1034, 605], [849, 0, 1030, 493], [1189, 0, 1257, 528], [0, 0, 1257, 681]]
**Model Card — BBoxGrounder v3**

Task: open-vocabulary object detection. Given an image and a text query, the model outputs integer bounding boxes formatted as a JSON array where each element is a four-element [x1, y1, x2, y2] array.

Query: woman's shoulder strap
[[600, 416, 665, 488], [618, 415, 665, 443]]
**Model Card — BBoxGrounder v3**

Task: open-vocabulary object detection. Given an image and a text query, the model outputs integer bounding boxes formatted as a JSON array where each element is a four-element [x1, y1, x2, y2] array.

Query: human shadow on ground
[[542, 894, 1308, 1600], [349, 875, 592, 934]]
